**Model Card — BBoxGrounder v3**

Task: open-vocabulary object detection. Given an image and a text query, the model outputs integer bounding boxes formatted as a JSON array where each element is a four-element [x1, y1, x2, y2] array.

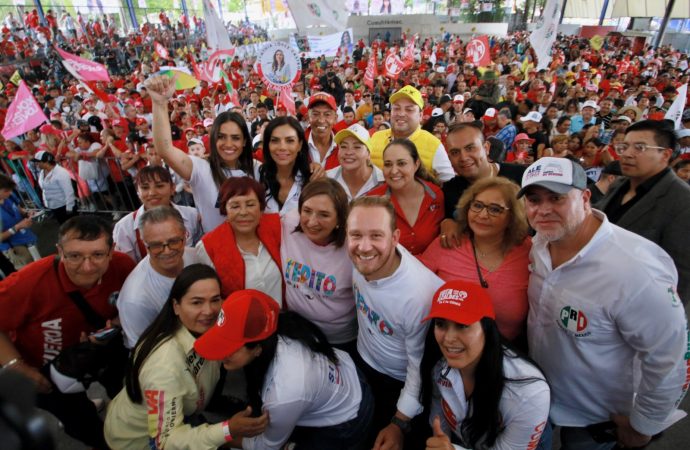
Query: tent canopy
[[563, 0, 689, 19]]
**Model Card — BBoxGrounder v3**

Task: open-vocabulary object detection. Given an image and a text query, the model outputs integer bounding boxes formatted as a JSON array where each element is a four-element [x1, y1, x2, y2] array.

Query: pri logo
[[466, 38, 486, 66], [217, 309, 225, 326], [560, 306, 588, 333]]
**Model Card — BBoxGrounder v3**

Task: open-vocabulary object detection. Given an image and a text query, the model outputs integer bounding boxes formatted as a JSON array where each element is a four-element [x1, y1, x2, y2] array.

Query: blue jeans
[[289, 367, 375, 449]]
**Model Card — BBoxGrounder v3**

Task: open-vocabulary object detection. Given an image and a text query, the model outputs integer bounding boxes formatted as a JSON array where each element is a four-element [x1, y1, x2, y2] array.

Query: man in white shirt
[[346, 196, 443, 449], [307, 92, 339, 169], [118, 206, 198, 348], [32, 151, 75, 224], [114, 166, 202, 263], [519, 157, 688, 450]]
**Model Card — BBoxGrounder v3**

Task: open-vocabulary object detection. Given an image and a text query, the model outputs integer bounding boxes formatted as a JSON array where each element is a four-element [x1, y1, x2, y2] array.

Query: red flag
[[466, 36, 491, 67], [279, 86, 295, 116], [364, 51, 378, 90], [383, 52, 404, 81], [85, 81, 113, 103], [154, 41, 170, 60]]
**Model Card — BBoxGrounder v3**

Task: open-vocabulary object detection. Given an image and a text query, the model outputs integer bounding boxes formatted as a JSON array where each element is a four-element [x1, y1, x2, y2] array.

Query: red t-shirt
[[0, 253, 135, 368], [367, 180, 444, 255]]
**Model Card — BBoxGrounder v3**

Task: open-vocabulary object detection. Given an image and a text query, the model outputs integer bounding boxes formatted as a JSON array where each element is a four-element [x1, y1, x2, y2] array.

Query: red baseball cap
[[194, 289, 280, 361], [422, 281, 495, 325], [308, 92, 337, 111], [113, 118, 129, 129]]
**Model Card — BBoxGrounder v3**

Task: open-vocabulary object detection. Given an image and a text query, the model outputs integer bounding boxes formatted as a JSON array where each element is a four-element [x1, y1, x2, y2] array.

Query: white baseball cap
[[520, 111, 543, 123], [334, 124, 370, 149], [582, 100, 600, 111]]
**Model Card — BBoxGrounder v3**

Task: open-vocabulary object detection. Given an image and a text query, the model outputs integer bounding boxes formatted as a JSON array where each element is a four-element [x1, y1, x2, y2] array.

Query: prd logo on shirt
[[560, 306, 588, 333]]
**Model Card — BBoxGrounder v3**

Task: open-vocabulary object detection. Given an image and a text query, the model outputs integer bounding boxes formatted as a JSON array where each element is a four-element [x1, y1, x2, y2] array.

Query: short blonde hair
[[455, 177, 529, 251]]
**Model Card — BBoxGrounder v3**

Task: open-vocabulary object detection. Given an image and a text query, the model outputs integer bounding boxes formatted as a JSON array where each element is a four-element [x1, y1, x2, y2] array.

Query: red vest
[[201, 214, 285, 307]]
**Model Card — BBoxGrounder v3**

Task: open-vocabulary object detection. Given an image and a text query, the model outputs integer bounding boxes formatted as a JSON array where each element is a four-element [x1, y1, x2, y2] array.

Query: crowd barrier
[[1, 154, 142, 218]]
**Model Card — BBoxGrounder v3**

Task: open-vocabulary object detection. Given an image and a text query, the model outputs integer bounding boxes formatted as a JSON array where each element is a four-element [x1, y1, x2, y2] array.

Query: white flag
[[529, 0, 561, 71], [203, 0, 232, 50], [665, 84, 687, 129], [286, 0, 348, 33]]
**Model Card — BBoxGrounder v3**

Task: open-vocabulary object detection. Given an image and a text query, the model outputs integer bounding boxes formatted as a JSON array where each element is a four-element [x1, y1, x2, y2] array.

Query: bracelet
[[222, 420, 233, 442], [2, 357, 23, 369]]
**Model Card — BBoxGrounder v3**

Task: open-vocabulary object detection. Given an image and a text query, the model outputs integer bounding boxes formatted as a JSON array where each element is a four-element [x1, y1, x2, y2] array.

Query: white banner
[[665, 83, 688, 129], [529, 0, 561, 71], [203, 0, 232, 50], [286, 0, 348, 33], [289, 29, 354, 58]]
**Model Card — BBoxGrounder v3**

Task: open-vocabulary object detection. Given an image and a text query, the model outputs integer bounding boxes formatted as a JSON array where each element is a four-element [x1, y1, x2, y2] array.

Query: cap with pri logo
[[517, 157, 588, 198], [334, 123, 370, 149], [194, 289, 280, 361], [31, 150, 56, 163], [453, 94, 465, 104], [389, 85, 424, 109], [483, 108, 497, 119], [308, 92, 337, 111], [422, 281, 495, 325], [203, 118, 214, 127]]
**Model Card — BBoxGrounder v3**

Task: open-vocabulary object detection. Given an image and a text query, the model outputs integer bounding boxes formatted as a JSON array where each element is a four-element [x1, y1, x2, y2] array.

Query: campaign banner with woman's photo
[[256, 42, 302, 88], [289, 28, 354, 58]]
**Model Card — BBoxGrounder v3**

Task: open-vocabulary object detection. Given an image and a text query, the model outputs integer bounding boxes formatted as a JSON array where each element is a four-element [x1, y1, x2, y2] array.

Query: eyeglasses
[[469, 200, 510, 217], [613, 142, 668, 155], [145, 237, 185, 255], [61, 250, 111, 265]]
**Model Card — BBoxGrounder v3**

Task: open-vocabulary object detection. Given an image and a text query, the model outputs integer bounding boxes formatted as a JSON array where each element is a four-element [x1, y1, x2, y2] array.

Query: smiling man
[[118, 207, 199, 348], [113, 166, 202, 263], [519, 157, 687, 450], [0, 216, 135, 448], [346, 196, 443, 450], [368, 85, 455, 182], [597, 120, 690, 303], [306, 92, 340, 169]]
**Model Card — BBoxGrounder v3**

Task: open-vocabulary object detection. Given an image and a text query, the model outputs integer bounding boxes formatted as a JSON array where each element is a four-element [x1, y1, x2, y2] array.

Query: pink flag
[[55, 46, 111, 82], [1, 80, 49, 140], [279, 86, 296, 116], [154, 41, 170, 60]]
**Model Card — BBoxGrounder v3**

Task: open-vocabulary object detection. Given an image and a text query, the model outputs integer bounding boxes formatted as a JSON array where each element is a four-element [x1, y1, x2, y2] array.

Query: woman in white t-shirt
[[281, 178, 357, 353], [146, 75, 260, 232], [326, 123, 384, 200], [195, 290, 374, 450], [420, 280, 551, 450]]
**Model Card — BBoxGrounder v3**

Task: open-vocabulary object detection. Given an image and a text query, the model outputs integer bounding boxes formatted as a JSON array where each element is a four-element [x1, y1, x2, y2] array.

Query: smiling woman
[[281, 178, 358, 354], [146, 75, 261, 232], [195, 177, 284, 306]]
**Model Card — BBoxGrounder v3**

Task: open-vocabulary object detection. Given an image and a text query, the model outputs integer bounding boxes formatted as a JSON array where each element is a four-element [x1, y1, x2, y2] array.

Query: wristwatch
[[390, 415, 412, 434]]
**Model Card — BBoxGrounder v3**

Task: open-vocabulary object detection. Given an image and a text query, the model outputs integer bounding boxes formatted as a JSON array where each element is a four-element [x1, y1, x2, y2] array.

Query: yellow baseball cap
[[389, 85, 424, 109]]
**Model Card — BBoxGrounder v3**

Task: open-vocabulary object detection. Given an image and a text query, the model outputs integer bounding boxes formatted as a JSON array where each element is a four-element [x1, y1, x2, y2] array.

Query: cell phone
[[586, 421, 617, 443], [89, 327, 120, 342]]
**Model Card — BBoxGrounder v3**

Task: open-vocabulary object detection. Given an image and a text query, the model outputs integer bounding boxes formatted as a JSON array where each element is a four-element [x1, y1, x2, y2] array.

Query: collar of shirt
[[307, 129, 336, 164], [633, 167, 670, 197]]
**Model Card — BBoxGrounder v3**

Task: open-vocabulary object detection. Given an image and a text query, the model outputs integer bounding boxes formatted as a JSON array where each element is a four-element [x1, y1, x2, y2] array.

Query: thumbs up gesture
[[425, 416, 453, 450]]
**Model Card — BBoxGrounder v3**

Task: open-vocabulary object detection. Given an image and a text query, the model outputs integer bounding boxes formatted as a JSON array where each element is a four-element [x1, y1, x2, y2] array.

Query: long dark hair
[[383, 138, 438, 185], [244, 311, 337, 414], [125, 264, 221, 403], [419, 318, 544, 448], [209, 111, 255, 188], [259, 116, 311, 209]]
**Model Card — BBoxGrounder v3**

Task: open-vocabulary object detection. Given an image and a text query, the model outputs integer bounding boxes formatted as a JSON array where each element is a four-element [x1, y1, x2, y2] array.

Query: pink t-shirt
[[419, 237, 531, 341]]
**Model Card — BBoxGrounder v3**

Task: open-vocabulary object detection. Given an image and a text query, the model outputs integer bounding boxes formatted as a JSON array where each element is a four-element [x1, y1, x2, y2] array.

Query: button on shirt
[[528, 210, 687, 435], [239, 242, 282, 307]]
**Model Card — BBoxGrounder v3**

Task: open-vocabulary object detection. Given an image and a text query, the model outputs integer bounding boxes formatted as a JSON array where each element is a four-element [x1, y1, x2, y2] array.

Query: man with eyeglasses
[[520, 157, 687, 450], [368, 85, 455, 182], [597, 119, 690, 303], [117, 206, 199, 349], [0, 215, 135, 449]]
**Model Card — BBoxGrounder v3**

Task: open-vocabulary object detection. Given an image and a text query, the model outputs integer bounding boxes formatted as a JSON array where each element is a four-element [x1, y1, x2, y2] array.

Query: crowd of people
[[0, 21, 689, 450]]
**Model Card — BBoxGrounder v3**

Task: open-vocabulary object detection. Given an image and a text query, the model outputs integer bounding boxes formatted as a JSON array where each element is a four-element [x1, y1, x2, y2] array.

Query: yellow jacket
[[104, 327, 223, 450]]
